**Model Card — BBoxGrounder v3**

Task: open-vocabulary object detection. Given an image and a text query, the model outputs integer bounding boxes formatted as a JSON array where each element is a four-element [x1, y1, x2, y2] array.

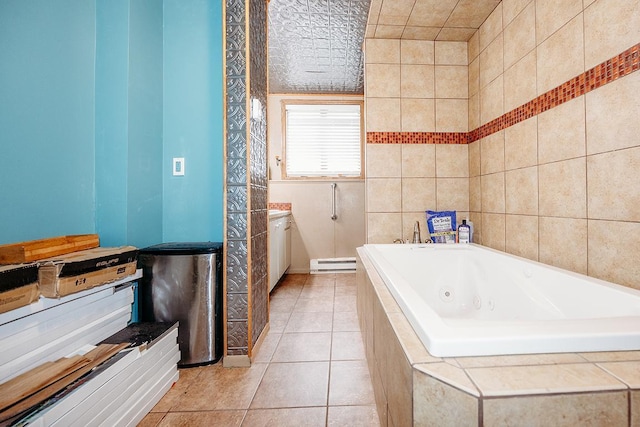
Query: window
[[282, 101, 363, 179]]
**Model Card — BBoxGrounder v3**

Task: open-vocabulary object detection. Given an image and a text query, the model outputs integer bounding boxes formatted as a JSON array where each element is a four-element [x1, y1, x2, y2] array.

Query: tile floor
[[138, 273, 380, 427]]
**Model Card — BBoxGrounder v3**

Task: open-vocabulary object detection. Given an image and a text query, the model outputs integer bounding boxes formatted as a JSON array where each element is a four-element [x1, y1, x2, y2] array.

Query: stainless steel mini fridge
[[138, 242, 223, 367]]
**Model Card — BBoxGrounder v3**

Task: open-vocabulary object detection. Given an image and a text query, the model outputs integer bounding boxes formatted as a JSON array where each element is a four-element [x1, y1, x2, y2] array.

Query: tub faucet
[[412, 221, 421, 243]]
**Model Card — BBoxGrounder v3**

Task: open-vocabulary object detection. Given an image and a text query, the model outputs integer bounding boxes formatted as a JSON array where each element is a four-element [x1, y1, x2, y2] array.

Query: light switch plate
[[172, 157, 185, 176]]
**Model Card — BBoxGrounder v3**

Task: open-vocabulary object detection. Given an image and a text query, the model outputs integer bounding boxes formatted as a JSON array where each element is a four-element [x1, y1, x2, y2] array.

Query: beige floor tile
[[270, 282, 303, 299], [293, 296, 335, 313], [327, 405, 381, 427], [251, 332, 282, 363], [151, 367, 203, 412], [271, 332, 332, 362], [242, 407, 327, 427], [278, 273, 307, 286], [268, 312, 291, 334], [268, 296, 297, 313], [284, 311, 333, 333], [250, 361, 330, 408], [158, 410, 245, 427], [334, 295, 357, 312], [335, 284, 357, 297], [332, 331, 366, 361], [305, 274, 336, 286], [138, 412, 165, 427], [329, 360, 376, 406], [333, 311, 361, 332], [148, 274, 381, 426], [299, 285, 335, 299], [172, 363, 268, 411], [335, 273, 356, 286]]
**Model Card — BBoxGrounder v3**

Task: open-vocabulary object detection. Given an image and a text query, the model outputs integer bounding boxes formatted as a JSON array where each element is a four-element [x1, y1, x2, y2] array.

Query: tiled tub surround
[[361, 243, 640, 357], [365, 0, 640, 292], [356, 248, 640, 426], [366, 41, 639, 146], [364, 39, 471, 244], [467, 0, 640, 291]]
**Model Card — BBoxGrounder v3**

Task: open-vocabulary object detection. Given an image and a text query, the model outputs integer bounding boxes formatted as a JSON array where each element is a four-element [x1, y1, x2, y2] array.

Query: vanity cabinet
[[269, 211, 291, 292]]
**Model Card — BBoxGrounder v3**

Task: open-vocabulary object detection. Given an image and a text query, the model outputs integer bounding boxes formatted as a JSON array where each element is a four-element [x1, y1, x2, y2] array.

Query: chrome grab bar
[[331, 183, 337, 221]]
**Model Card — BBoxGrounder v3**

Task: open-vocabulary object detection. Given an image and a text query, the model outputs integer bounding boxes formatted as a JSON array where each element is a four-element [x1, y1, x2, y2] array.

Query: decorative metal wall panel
[[225, 0, 269, 357], [227, 240, 248, 294], [227, 185, 248, 213], [226, 159, 247, 185], [227, 319, 248, 354], [227, 293, 249, 320], [268, 0, 371, 94], [249, 0, 269, 350], [227, 212, 248, 239], [226, 0, 249, 356]]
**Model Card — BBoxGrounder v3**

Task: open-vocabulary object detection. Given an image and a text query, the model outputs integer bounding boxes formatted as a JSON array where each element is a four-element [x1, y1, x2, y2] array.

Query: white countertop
[[269, 209, 291, 219]]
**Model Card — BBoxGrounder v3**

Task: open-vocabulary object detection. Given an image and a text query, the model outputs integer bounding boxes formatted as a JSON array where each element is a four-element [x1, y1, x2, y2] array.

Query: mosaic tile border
[[367, 43, 640, 145], [268, 202, 292, 211], [366, 131, 467, 144]]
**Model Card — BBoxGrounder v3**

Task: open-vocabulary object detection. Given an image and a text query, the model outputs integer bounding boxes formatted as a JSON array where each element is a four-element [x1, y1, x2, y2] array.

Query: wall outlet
[[172, 157, 185, 176]]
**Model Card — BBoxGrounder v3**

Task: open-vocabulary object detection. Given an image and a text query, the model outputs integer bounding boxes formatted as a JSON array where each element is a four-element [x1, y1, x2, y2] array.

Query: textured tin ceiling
[[267, 0, 500, 94], [268, 0, 371, 94]]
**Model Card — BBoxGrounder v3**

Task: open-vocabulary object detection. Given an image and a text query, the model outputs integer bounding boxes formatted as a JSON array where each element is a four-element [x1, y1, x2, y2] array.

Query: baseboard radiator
[[310, 257, 356, 274]]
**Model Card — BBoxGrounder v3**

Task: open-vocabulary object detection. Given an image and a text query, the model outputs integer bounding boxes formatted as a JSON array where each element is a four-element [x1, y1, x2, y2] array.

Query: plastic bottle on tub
[[458, 219, 471, 244], [465, 217, 474, 243]]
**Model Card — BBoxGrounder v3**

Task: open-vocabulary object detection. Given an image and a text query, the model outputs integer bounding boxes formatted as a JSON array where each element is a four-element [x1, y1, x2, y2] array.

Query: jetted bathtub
[[361, 243, 640, 357]]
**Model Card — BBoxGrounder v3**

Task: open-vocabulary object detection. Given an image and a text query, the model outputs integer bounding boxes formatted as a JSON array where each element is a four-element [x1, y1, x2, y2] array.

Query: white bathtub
[[361, 243, 640, 357]]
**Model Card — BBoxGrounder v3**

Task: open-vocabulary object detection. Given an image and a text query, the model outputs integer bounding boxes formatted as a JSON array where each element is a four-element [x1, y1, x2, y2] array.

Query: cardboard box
[[0, 235, 100, 265], [38, 246, 138, 298], [0, 264, 39, 314]]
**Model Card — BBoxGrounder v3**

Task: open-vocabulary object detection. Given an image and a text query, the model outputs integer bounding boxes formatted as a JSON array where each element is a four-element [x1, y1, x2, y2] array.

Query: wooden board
[[0, 355, 89, 412], [0, 235, 100, 264], [0, 343, 129, 423]]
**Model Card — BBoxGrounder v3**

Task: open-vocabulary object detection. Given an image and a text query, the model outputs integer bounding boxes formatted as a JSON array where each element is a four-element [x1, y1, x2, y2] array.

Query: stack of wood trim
[[0, 234, 100, 265], [0, 342, 128, 424]]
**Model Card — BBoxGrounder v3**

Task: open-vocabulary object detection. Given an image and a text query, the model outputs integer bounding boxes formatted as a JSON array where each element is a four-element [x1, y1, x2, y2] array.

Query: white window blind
[[284, 103, 362, 178]]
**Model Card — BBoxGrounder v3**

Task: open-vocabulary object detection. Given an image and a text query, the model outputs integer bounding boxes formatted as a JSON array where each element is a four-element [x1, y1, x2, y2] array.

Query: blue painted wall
[[126, 0, 164, 247], [0, 0, 97, 243], [163, 0, 224, 242], [95, 0, 130, 246], [0, 0, 224, 247], [95, 0, 164, 249]]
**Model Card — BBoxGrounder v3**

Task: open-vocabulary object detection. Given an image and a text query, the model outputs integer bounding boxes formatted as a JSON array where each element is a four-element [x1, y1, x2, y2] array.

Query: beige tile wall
[[365, 39, 469, 243], [364, 0, 640, 290], [469, 0, 640, 290]]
